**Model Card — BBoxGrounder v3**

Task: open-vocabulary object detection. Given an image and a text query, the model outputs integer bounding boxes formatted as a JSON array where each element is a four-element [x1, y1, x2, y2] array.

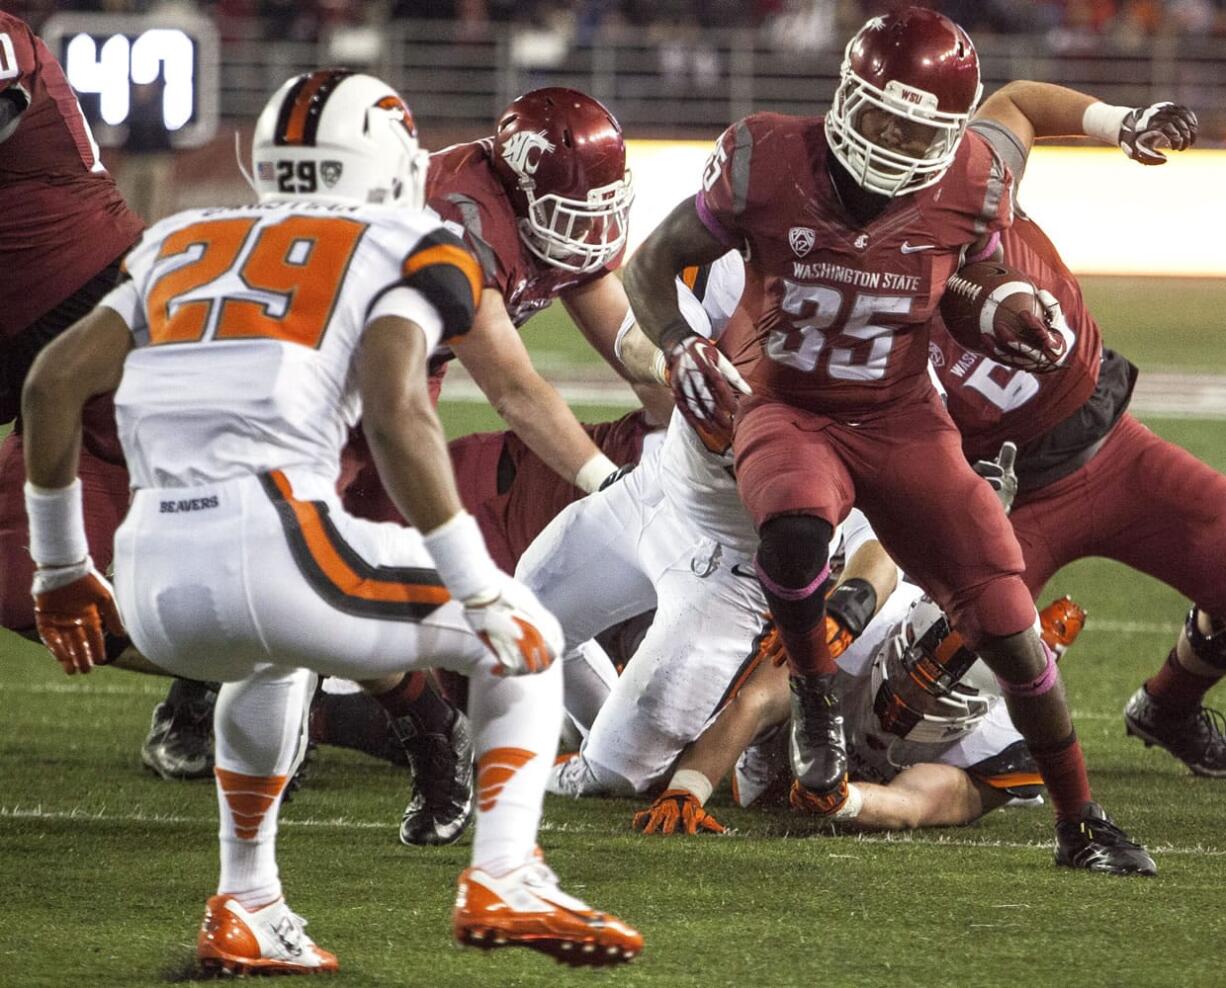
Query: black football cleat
[[787, 672, 849, 811], [395, 710, 474, 847], [1054, 802, 1157, 876], [1124, 687, 1226, 778], [140, 679, 217, 780]]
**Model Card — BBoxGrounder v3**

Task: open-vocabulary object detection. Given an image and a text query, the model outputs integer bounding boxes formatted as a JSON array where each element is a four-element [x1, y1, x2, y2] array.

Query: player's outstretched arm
[[633, 656, 790, 835], [22, 307, 132, 674], [454, 290, 621, 493], [359, 315, 562, 676], [977, 81, 1196, 164]]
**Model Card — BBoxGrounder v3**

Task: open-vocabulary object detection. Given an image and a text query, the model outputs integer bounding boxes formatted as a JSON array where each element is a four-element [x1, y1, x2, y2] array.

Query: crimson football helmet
[[870, 595, 999, 744], [491, 87, 634, 274], [826, 8, 983, 197]]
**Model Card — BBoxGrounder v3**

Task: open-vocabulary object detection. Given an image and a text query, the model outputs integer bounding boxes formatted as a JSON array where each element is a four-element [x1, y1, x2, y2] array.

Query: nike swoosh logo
[[730, 564, 758, 580], [900, 242, 937, 254]]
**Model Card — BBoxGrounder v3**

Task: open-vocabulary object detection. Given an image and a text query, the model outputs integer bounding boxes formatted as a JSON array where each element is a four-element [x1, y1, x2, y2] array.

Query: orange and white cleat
[[453, 858, 643, 966], [197, 894, 338, 976]]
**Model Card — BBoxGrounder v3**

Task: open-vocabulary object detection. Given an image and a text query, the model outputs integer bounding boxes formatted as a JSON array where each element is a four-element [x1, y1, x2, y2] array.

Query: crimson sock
[[309, 691, 404, 764], [373, 671, 457, 733], [1144, 649, 1220, 716], [779, 620, 836, 679], [1028, 731, 1092, 822]]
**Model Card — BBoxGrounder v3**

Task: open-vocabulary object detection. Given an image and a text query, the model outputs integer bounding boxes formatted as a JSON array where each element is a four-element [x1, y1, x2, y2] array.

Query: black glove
[[1119, 102, 1198, 165]]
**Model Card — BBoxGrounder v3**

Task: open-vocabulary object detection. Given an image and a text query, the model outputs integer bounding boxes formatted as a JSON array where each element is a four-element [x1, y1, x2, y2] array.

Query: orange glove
[[1039, 596, 1086, 658], [632, 789, 726, 835], [33, 565, 125, 676], [762, 616, 854, 668], [789, 778, 851, 817]]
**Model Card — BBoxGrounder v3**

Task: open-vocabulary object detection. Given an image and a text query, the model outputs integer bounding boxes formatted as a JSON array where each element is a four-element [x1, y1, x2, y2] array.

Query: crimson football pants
[[734, 386, 1036, 647], [0, 426, 130, 631], [1010, 413, 1226, 615]]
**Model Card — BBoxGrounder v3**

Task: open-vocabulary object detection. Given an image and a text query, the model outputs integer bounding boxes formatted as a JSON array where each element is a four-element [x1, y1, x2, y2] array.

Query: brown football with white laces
[[939, 261, 1043, 360]]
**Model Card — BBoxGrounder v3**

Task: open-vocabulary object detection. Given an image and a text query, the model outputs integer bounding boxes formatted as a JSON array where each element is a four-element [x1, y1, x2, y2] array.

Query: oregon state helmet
[[871, 595, 999, 743], [491, 87, 634, 274], [251, 70, 429, 209], [825, 8, 983, 197]]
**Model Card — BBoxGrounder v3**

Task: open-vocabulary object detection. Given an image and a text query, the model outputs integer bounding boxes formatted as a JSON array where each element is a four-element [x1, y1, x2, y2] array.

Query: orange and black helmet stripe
[[261, 470, 449, 620], [274, 68, 356, 147]]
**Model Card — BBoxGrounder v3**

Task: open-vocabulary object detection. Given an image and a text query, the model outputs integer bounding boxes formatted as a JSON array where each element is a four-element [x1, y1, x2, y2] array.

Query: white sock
[[213, 667, 315, 909], [467, 662, 562, 876]]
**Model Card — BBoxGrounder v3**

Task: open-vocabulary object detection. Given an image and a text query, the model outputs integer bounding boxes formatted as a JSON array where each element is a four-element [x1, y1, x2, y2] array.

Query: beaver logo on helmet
[[499, 130, 556, 182]]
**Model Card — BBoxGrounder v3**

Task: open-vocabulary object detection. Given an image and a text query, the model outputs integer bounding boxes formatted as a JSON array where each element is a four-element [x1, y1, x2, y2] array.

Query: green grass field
[[3, 277, 1226, 986]]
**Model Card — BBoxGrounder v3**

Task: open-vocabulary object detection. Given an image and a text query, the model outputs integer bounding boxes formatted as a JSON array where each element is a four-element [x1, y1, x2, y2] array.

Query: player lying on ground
[[623, 5, 1192, 873], [21, 70, 642, 974], [633, 595, 1085, 835]]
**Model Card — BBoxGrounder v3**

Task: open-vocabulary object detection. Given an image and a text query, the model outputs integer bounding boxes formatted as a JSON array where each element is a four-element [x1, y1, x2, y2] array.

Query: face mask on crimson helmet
[[825, 8, 983, 197], [248, 70, 430, 209], [491, 87, 634, 274]]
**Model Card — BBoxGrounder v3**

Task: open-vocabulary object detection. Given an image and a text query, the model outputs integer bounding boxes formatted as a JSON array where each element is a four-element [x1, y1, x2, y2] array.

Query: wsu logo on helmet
[[500, 130, 556, 180]]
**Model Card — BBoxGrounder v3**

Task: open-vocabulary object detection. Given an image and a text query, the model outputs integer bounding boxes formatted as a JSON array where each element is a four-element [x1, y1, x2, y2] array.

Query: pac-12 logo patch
[[788, 226, 815, 257], [928, 341, 945, 368], [500, 130, 556, 179]]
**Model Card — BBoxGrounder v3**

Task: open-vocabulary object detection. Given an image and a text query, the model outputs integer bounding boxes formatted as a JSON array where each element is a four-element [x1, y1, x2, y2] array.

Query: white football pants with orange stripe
[[517, 447, 770, 795], [113, 467, 561, 883]]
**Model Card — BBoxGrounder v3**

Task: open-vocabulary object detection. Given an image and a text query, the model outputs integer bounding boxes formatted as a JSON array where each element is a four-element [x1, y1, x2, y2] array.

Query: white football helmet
[[870, 595, 999, 744], [250, 70, 429, 209]]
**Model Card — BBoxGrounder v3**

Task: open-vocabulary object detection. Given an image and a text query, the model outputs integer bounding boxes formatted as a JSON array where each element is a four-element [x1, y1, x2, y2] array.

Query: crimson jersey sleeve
[[695, 113, 792, 250], [921, 127, 1015, 249]]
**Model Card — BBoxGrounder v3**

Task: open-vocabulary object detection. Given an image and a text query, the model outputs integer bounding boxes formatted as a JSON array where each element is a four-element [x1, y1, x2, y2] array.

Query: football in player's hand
[[939, 262, 1046, 368]]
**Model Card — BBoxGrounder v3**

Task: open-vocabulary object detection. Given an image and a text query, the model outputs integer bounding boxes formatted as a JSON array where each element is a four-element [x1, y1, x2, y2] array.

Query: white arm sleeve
[[366, 286, 445, 354]]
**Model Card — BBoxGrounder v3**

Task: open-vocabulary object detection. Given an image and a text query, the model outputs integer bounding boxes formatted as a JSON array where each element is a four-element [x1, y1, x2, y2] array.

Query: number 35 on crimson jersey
[[697, 112, 1014, 417], [103, 201, 481, 490]]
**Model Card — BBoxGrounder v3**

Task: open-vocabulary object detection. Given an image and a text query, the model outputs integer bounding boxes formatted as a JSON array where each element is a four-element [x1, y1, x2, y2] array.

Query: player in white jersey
[[19, 70, 642, 974], [633, 591, 1088, 835], [516, 250, 889, 797]]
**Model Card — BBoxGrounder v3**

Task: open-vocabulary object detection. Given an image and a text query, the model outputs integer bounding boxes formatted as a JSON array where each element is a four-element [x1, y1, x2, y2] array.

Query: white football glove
[[462, 574, 563, 676], [973, 441, 1019, 515], [666, 336, 752, 452]]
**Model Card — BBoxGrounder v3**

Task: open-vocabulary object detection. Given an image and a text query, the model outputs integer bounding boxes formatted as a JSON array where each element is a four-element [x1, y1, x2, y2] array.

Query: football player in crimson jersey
[[330, 87, 670, 846], [929, 219, 1226, 780], [624, 6, 1193, 874], [0, 11, 223, 781]]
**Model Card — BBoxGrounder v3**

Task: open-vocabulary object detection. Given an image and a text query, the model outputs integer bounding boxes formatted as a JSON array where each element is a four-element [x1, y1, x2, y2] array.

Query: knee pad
[[755, 515, 834, 592], [1186, 607, 1226, 672]]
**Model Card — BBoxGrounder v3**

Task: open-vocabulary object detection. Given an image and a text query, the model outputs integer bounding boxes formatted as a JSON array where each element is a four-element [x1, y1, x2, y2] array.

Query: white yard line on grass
[[440, 371, 1226, 419], [2, 803, 1222, 857]]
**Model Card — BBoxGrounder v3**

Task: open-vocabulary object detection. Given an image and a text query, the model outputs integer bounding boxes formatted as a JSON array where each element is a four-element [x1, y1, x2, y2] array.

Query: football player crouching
[[22, 69, 642, 973], [634, 593, 1091, 837]]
